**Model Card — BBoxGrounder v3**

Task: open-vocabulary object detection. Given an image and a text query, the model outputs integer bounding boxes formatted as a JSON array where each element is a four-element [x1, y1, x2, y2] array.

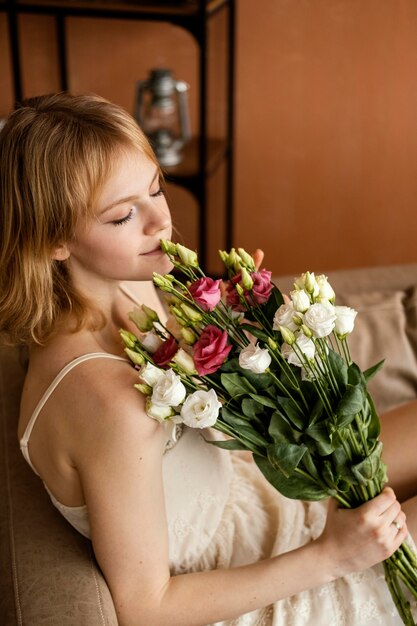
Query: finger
[[378, 498, 401, 527], [361, 487, 396, 516], [252, 249, 264, 271]]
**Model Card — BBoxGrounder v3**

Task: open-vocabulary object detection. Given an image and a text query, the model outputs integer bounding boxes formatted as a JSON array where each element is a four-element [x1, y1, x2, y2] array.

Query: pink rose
[[189, 277, 222, 312], [153, 336, 178, 367], [193, 325, 232, 375], [226, 270, 273, 310], [251, 269, 273, 304]]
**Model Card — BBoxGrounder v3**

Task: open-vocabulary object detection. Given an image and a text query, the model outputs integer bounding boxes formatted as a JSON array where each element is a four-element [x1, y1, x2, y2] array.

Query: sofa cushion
[[337, 288, 417, 414], [0, 346, 118, 626]]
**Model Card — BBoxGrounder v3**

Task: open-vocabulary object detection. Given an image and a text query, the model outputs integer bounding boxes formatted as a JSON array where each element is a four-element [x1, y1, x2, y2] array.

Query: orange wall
[[2, 1, 417, 276]]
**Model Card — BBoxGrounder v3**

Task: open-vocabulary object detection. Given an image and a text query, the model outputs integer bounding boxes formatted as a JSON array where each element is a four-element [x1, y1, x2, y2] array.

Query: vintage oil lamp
[[134, 68, 191, 167]]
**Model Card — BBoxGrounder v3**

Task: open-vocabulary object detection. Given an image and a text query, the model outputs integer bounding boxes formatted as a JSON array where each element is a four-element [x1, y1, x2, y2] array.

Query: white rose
[[303, 302, 336, 338], [172, 348, 197, 374], [316, 275, 335, 302], [139, 362, 165, 387], [273, 302, 298, 331], [152, 370, 187, 407], [141, 331, 164, 354], [146, 398, 175, 422], [180, 389, 222, 428], [282, 333, 316, 367], [290, 289, 310, 313], [239, 343, 272, 374], [334, 305, 357, 337]]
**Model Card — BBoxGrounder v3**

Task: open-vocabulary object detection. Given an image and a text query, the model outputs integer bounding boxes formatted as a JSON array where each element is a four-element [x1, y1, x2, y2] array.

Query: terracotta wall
[[2, 0, 417, 276]]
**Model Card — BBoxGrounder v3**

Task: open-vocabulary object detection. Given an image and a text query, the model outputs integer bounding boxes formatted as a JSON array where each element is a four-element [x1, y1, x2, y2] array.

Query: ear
[[51, 244, 70, 261]]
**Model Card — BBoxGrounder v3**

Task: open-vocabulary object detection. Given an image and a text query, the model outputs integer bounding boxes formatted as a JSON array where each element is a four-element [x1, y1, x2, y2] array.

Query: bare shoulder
[[63, 357, 165, 455]]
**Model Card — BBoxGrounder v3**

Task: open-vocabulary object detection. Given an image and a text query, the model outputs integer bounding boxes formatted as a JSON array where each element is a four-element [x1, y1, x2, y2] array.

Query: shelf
[[163, 137, 228, 182], [1, 0, 229, 20]]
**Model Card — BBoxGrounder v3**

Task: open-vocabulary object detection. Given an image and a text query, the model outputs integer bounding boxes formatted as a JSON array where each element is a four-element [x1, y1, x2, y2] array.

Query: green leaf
[[239, 324, 270, 342], [276, 396, 305, 429], [254, 454, 329, 501], [351, 442, 383, 484], [363, 359, 385, 383], [268, 411, 295, 444], [337, 384, 364, 419], [308, 397, 324, 427], [263, 285, 285, 323], [347, 362, 366, 388], [221, 357, 273, 391], [249, 393, 277, 409], [304, 421, 334, 455], [266, 442, 308, 478], [205, 437, 249, 451], [220, 406, 252, 428], [365, 393, 381, 439], [327, 349, 348, 389], [220, 372, 256, 397], [241, 398, 263, 419]]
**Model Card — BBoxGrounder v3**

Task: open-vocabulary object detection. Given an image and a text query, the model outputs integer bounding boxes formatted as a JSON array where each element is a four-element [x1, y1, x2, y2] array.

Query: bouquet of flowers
[[120, 240, 417, 625]]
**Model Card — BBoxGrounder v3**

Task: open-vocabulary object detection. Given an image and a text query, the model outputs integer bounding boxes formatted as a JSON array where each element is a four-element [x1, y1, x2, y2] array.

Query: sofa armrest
[[0, 346, 118, 626]]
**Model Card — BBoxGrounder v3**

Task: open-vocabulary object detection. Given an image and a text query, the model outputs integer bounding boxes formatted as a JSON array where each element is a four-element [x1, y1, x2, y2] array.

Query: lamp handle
[[134, 80, 149, 126]]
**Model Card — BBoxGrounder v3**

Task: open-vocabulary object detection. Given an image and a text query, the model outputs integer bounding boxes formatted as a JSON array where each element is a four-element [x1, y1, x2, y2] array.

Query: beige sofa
[[2, 263, 417, 625]]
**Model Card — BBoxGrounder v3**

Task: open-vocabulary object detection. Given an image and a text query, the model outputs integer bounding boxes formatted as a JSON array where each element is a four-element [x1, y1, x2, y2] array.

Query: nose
[[143, 203, 171, 236]]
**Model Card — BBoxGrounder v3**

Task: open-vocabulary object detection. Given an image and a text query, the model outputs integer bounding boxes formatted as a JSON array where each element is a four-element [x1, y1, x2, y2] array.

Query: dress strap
[[119, 283, 141, 306], [20, 352, 128, 475]]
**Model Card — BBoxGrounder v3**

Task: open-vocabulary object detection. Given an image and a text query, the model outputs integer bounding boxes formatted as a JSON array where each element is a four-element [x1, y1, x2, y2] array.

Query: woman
[[0, 92, 416, 625]]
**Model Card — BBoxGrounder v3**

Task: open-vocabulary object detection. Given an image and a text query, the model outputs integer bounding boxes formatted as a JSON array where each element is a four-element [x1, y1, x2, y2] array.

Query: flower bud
[[129, 306, 155, 332], [290, 289, 310, 313], [301, 324, 313, 338], [124, 347, 145, 366], [181, 327, 198, 345], [180, 302, 203, 322], [268, 337, 278, 350], [228, 248, 241, 272], [279, 325, 296, 345], [160, 239, 178, 255], [177, 244, 199, 268], [218, 250, 229, 265], [240, 267, 254, 291], [119, 329, 138, 349], [292, 313, 303, 327], [237, 248, 255, 271], [235, 283, 245, 297], [316, 275, 335, 303], [153, 273, 172, 290], [145, 398, 175, 422], [170, 305, 189, 327], [134, 382, 153, 396], [172, 348, 197, 374]]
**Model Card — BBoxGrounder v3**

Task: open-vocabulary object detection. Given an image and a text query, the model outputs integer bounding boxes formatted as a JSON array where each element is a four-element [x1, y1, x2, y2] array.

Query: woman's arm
[[73, 362, 407, 626], [380, 399, 417, 503]]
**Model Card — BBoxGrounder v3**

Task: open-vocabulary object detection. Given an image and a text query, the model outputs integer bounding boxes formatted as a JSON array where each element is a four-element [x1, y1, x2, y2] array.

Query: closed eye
[[112, 208, 134, 226], [150, 186, 165, 198]]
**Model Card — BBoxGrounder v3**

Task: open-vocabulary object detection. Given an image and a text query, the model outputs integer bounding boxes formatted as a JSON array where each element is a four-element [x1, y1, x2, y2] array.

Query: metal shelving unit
[[1, 0, 235, 271]]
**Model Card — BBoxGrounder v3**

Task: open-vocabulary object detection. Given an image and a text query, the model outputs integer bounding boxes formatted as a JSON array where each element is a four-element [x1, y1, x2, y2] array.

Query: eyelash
[[112, 187, 165, 226]]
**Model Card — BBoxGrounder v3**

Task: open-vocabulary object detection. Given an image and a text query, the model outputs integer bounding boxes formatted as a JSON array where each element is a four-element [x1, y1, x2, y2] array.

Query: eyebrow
[[98, 167, 160, 216]]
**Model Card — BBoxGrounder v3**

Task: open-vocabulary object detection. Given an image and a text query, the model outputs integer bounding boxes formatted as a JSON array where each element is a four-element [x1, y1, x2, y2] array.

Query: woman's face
[[67, 147, 173, 287]]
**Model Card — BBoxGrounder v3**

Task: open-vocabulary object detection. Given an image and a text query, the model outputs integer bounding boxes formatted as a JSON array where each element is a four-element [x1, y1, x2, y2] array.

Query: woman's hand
[[317, 487, 408, 579]]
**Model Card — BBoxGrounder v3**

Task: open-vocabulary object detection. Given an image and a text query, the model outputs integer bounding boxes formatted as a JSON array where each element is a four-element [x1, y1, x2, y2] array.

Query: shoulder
[[56, 356, 166, 465]]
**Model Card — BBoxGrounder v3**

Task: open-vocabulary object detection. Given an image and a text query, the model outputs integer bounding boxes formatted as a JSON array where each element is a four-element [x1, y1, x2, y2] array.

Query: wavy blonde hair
[[0, 92, 157, 346]]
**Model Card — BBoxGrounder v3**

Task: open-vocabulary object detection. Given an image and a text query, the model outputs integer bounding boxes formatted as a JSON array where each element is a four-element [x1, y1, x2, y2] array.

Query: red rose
[[225, 274, 245, 311], [153, 336, 178, 367], [251, 269, 273, 304], [193, 325, 232, 375], [226, 269, 273, 310], [188, 277, 222, 311]]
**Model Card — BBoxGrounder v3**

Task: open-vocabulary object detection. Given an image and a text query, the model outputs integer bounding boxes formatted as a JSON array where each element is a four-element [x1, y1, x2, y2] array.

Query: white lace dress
[[20, 354, 417, 626]]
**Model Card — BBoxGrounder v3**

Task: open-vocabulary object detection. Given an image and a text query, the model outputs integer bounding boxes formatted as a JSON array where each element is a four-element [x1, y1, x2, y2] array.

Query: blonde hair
[[0, 92, 157, 346]]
